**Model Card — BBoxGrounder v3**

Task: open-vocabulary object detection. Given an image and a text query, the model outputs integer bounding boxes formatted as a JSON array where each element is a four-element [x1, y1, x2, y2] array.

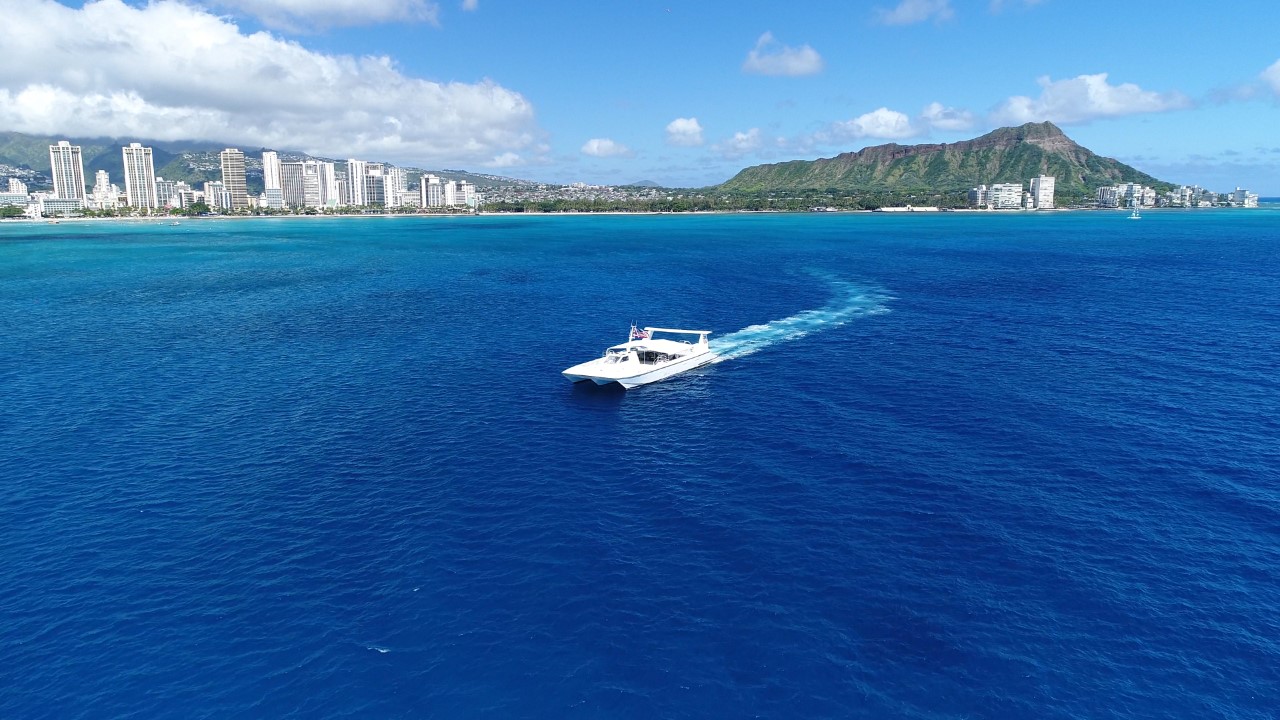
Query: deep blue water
[[2, 211, 1278, 719]]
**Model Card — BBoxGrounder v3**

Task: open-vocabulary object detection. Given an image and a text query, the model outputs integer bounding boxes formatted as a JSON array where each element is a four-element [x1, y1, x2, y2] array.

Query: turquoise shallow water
[[2, 211, 1278, 718]]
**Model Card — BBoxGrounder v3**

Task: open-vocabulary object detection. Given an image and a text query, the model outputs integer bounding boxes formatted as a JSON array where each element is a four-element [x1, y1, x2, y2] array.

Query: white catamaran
[[1128, 196, 1142, 220], [563, 325, 715, 389]]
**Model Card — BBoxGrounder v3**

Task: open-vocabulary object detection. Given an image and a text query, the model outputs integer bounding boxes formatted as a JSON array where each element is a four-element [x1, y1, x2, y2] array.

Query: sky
[[2, 0, 1279, 192]]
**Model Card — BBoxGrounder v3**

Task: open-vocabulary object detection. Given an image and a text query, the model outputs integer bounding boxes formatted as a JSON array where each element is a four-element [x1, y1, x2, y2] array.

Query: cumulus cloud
[[825, 108, 920, 142], [742, 32, 824, 77], [487, 152, 521, 168], [1263, 59, 1280, 95], [580, 138, 633, 158], [665, 117, 704, 147], [920, 102, 975, 131], [877, 0, 953, 25], [714, 128, 765, 160], [0, 0, 541, 169], [207, 0, 440, 30], [990, 73, 1192, 125]]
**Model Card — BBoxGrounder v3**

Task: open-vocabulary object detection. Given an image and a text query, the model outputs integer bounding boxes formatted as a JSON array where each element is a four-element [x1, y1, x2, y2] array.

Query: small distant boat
[[563, 325, 715, 389], [169, 221, 181, 226], [1128, 199, 1141, 220]]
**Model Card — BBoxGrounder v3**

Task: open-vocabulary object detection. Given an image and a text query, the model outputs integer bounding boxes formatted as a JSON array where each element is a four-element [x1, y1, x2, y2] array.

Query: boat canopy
[[644, 327, 712, 335]]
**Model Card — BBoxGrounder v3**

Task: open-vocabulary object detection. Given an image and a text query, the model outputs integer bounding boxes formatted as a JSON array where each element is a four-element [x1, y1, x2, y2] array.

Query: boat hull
[[562, 349, 715, 388]]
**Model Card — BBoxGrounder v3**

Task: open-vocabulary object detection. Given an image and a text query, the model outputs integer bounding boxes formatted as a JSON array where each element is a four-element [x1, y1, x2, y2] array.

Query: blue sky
[[4, 0, 1279, 192]]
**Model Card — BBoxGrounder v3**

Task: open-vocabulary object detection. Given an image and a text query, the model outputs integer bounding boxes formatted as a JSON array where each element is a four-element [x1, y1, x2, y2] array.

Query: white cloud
[[1262, 59, 1280, 95], [207, 0, 440, 30], [665, 117, 704, 147], [462, 0, 478, 10], [990, 73, 1192, 125], [920, 102, 975, 131], [828, 108, 920, 141], [487, 152, 521, 168], [877, 0, 953, 25], [742, 32, 824, 77], [580, 138, 633, 158], [714, 128, 764, 160], [0, 0, 542, 169]]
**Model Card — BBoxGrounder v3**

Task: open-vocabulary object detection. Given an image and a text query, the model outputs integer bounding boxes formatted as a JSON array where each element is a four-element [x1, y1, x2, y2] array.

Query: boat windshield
[[645, 329, 709, 344], [602, 347, 632, 363]]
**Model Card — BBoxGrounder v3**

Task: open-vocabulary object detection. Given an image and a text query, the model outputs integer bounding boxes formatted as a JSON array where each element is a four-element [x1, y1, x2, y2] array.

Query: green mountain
[[717, 122, 1172, 197]]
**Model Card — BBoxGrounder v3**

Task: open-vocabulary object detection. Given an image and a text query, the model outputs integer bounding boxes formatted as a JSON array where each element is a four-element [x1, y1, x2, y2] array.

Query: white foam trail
[[709, 279, 892, 362]]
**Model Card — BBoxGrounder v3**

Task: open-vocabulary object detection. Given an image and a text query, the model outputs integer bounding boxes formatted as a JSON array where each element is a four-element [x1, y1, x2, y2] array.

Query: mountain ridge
[[717, 122, 1173, 197]]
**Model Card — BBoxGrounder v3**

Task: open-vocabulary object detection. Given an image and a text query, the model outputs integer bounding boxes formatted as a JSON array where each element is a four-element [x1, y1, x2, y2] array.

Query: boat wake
[[709, 279, 892, 362]]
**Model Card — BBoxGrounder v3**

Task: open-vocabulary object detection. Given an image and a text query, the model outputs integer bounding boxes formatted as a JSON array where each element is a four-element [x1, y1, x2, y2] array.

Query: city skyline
[[31, 142, 483, 213], [4, 134, 1266, 218]]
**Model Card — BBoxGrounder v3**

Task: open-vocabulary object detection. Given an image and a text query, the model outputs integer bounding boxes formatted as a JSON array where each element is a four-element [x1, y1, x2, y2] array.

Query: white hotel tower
[[219, 148, 248, 210], [261, 151, 285, 210], [49, 141, 87, 202], [122, 143, 158, 209], [1029, 175, 1056, 209]]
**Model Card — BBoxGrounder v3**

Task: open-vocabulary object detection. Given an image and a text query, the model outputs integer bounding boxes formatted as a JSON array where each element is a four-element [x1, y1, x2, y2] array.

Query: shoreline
[[2, 204, 1271, 226]]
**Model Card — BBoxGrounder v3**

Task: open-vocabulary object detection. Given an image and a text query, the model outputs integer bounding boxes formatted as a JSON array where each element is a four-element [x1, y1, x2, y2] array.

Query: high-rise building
[[262, 189, 285, 210], [48, 141, 87, 202], [989, 183, 1023, 210], [334, 170, 350, 206], [280, 162, 303, 207], [442, 180, 458, 207], [262, 151, 282, 191], [345, 159, 368, 206], [8, 178, 28, 195], [281, 161, 324, 208], [1232, 187, 1259, 208], [154, 177, 177, 208], [173, 182, 196, 209], [0, 190, 27, 208], [122, 143, 158, 209], [384, 166, 407, 206], [1096, 185, 1122, 208], [968, 184, 989, 208], [219, 149, 248, 210], [363, 163, 386, 206], [203, 180, 230, 211], [318, 162, 340, 207], [1029, 175, 1055, 209], [90, 170, 116, 210], [420, 174, 442, 207]]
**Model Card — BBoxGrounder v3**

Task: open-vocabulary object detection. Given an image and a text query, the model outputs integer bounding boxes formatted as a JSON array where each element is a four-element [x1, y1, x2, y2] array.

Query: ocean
[[2, 210, 1278, 718]]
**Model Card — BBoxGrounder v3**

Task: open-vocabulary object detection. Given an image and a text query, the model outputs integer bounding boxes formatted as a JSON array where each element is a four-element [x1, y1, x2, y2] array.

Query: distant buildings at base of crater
[[1096, 183, 1258, 209], [968, 175, 1056, 210], [967, 176, 1260, 209]]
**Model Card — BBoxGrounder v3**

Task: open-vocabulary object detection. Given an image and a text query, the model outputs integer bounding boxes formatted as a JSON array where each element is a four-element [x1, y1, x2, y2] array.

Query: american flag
[[630, 327, 649, 340]]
